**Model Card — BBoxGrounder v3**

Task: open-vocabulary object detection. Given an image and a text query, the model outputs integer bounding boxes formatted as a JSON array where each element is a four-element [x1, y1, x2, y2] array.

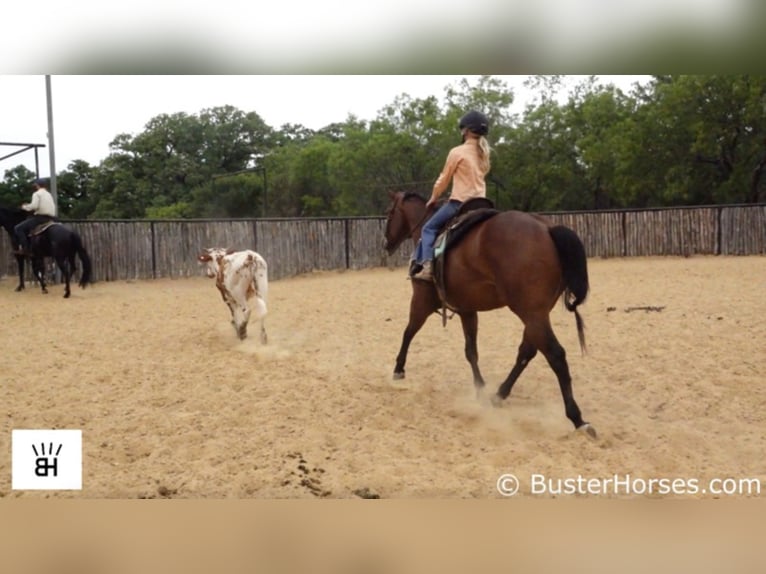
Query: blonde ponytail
[[477, 135, 491, 174]]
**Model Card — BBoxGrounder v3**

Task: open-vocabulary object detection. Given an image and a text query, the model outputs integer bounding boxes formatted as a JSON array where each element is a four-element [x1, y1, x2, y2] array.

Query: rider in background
[[411, 110, 491, 281], [13, 178, 57, 256]]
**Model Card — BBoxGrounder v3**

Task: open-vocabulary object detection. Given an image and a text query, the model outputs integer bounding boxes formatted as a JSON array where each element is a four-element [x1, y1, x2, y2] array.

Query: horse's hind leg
[[68, 253, 77, 279], [492, 334, 538, 403], [32, 258, 48, 294], [519, 320, 592, 435], [458, 311, 485, 396], [545, 333, 594, 436], [493, 319, 594, 436], [57, 256, 71, 298]]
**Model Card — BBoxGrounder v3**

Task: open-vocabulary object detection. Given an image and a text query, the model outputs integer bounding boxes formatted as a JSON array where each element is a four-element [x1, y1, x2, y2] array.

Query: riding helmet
[[458, 110, 489, 136]]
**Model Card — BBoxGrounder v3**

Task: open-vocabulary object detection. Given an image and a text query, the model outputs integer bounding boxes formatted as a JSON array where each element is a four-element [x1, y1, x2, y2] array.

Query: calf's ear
[[225, 247, 236, 255], [197, 253, 211, 262]]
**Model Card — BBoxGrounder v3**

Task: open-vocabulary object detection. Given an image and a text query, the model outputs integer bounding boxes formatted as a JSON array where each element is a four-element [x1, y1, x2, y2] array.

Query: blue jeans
[[414, 200, 461, 264], [14, 215, 52, 250]]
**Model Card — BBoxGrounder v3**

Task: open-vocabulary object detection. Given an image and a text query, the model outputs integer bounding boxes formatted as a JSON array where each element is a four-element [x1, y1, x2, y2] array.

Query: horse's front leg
[[458, 311, 485, 397], [32, 257, 48, 294], [14, 254, 25, 292], [394, 284, 440, 380]]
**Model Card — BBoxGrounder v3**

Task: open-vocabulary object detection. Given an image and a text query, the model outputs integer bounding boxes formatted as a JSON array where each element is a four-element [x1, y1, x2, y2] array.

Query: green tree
[[614, 75, 766, 206], [190, 173, 264, 218], [95, 105, 272, 218], [0, 165, 36, 207], [56, 160, 97, 218], [292, 136, 336, 216], [564, 77, 638, 209], [11, 75, 763, 219]]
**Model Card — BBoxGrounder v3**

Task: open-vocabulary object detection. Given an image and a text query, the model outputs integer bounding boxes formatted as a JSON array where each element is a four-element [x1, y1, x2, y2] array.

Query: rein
[[391, 195, 430, 249], [408, 209, 430, 238]]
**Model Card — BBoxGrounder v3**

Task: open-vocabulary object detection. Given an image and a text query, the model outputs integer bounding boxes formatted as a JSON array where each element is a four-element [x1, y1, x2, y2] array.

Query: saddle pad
[[31, 221, 59, 235], [432, 208, 500, 313], [435, 208, 499, 261]]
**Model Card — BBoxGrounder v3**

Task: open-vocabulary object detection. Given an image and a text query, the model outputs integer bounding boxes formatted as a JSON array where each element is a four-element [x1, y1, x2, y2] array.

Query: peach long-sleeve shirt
[[431, 137, 487, 203]]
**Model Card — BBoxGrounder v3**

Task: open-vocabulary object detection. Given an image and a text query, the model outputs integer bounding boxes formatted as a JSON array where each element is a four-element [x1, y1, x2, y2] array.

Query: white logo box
[[12, 429, 82, 490]]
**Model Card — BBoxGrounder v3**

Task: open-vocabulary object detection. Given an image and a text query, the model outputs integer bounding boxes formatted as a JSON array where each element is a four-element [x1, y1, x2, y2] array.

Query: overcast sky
[[2, 0, 753, 75], [1, 75, 649, 177]]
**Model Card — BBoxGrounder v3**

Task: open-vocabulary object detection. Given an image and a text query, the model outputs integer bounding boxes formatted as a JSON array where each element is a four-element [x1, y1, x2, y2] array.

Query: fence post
[[621, 211, 627, 257], [344, 218, 350, 269], [150, 221, 157, 279], [716, 206, 722, 255]]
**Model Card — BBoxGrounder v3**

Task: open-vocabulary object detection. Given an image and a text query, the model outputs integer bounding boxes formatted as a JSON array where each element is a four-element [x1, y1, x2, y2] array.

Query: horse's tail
[[548, 225, 589, 353], [72, 232, 93, 288]]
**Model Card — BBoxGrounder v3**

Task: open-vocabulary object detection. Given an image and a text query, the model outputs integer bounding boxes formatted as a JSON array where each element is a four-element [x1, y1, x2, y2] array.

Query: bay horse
[[383, 190, 596, 437], [0, 207, 92, 298]]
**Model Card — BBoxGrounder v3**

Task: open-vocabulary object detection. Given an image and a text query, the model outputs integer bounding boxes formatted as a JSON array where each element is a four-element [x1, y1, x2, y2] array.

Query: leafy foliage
[[3, 76, 765, 219]]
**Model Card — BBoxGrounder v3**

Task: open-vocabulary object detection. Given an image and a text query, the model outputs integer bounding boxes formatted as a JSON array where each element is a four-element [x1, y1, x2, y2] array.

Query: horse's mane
[[400, 191, 426, 203], [0, 206, 27, 234], [0, 206, 27, 216]]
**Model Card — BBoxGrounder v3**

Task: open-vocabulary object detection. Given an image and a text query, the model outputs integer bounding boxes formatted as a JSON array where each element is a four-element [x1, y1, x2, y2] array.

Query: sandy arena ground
[[0, 255, 764, 498]]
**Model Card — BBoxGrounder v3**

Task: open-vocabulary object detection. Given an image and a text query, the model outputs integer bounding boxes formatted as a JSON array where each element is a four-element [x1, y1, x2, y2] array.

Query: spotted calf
[[197, 247, 268, 343]]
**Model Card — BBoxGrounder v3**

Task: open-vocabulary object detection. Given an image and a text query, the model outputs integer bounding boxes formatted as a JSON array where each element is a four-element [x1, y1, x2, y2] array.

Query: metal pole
[[45, 75, 58, 211]]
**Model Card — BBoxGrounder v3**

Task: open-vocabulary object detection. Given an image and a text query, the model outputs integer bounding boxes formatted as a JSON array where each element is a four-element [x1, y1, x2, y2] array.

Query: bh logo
[[33, 442, 63, 477], [12, 430, 82, 490]]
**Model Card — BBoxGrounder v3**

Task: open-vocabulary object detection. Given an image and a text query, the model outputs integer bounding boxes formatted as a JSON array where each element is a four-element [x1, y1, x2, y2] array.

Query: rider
[[13, 178, 57, 256], [411, 110, 492, 281]]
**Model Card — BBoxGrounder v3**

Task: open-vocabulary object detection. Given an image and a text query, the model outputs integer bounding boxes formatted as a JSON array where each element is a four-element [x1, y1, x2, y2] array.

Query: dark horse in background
[[383, 191, 595, 437], [0, 207, 92, 298]]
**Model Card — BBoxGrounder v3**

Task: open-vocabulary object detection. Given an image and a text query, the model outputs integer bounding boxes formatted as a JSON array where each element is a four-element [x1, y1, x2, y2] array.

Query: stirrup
[[412, 263, 433, 281], [408, 262, 423, 279]]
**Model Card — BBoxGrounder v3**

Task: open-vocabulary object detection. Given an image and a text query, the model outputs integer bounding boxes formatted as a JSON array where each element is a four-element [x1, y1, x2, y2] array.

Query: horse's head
[[383, 190, 427, 255], [197, 247, 234, 278], [0, 206, 28, 236]]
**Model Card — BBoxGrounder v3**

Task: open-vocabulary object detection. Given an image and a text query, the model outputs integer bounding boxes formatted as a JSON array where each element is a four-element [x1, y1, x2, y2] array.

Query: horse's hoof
[[393, 372, 405, 380], [490, 394, 504, 408], [579, 423, 597, 439]]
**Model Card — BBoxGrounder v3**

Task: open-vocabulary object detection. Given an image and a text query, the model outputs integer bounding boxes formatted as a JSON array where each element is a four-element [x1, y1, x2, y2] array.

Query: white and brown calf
[[197, 247, 268, 343]]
